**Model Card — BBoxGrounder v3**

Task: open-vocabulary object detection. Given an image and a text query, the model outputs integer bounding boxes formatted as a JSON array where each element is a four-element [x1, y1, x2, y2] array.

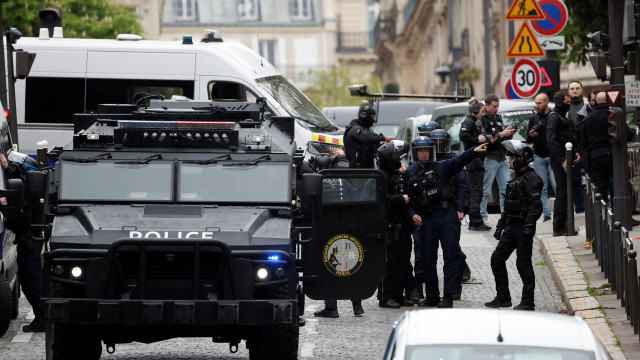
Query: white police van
[[13, 30, 342, 155]]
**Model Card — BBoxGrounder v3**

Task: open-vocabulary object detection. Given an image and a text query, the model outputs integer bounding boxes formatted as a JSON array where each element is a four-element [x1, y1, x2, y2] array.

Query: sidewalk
[[537, 213, 640, 360]]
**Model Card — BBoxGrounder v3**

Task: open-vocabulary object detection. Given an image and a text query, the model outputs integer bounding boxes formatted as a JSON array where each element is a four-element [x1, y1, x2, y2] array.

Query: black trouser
[[324, 299, 360, 310], [380, 225, 415, 301], [490, 221, 535, 305], [17, 238, 44, 319], [572, 160, 585, 212], [589, 155, 613, 203], [413, 228, 423, 284], [467, 169, 485, 227], [550, 158, 568, 234]]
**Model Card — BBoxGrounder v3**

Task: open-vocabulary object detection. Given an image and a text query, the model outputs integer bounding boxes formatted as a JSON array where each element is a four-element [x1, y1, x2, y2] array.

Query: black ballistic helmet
[[502, 140, 534, 170], [376, 140, 410, 170], [308, 153, 339, 172], [358, 106, 376, 127], [411, 136, 436, 163], [430, 129, 451, 155], [417, 121, 440, 136]]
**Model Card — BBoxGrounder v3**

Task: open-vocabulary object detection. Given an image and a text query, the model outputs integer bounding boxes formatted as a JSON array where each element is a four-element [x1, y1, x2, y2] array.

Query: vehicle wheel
[[11, 277, 20, 319], [46, 322, 102, 360], [0, 275, 13, 337], [248, 323, 299, 360]]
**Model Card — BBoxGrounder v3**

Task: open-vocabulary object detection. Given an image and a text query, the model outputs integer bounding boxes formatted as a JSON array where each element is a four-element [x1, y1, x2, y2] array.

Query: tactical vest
[[503, 171, 531, 219], [408, 163, 456, 213]]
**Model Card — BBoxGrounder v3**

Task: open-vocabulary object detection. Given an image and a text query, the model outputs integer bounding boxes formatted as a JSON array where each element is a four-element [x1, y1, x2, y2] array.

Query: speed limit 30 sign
[[511, 58, 541, 98]]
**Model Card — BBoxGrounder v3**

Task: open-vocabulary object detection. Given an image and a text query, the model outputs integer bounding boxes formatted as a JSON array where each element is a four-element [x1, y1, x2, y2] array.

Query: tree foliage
[[303, 63, 383, 109], [561, 0, 609, 65], [2, 0, 142, 39]]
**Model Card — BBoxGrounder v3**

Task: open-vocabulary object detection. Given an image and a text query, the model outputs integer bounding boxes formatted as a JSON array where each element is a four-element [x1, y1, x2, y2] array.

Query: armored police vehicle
[[41, 99, 386, 359]]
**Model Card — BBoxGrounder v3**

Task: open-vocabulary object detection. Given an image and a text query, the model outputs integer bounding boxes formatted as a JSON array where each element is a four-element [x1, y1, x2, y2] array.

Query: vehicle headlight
[[71, 266, 83, 278], [257, 268, 268, 280]]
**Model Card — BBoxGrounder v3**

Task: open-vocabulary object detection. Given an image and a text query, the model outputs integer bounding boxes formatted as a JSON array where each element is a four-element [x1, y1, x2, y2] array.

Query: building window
[[291, 0, 314, 21], [237, 0, 260, 21], [174, 0, 196, 21], [259, 40, 276, 66]]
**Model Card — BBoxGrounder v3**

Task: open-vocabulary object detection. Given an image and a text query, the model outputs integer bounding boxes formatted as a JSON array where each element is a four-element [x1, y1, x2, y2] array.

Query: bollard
[[628, 249, 638, 335], [565, 142, 576, 235], [594, 193, 603, 266], [590, 182, 598, 254], [621, 227, 629, 307], [585, 176, 593, 246], [614, 222, 622, 294], [606, 209, 615, 288]]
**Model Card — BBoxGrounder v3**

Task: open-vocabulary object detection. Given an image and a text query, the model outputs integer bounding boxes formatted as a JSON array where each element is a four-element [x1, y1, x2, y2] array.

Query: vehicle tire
[[248, 323, 299, 360], [11, 277, 19, 319], [46, 322, 102, 360], [249, 283, 299, 360], [0, 275, 12, 337]]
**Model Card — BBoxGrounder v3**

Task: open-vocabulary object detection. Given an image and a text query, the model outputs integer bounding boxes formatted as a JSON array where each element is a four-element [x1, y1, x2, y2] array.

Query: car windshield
[[406, 344, 596, 360], [59, 160, 173, 201], [372, 124, 398, 137], [179, 162, 291, 203], [255, 75, 338, 132], [501, 109, 535, 140]]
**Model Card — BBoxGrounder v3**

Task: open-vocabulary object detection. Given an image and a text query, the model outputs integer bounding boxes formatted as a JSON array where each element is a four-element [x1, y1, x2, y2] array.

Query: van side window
[[25, 78, 195, 124], [25, 77, 85, 124], [207, 81, 256, 103], [86, 79, 194, 110]]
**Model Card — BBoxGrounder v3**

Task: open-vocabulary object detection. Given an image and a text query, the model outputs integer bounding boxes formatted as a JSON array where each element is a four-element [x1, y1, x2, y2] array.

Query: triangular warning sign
[[607, 90, 620, 104], [507, 22, 545, 57], [505, 0, 545, 20], [540, 66, 552, 86]]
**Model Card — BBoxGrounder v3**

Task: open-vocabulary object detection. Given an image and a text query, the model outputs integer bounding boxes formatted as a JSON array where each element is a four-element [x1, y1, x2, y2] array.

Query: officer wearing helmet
[[417, 121, 440, 137], [343, 106, 394, 169], [375, 140, 417, 308], [406, 136, 487, 308], [430, 129, 472, 298], [307, 153, 364, 318], [485, 140, 542, 311], [0, 151, 46, 332]]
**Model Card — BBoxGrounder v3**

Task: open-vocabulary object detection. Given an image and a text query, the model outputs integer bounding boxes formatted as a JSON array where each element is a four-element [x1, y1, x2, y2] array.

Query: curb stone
[[538, 235, 626, 359]]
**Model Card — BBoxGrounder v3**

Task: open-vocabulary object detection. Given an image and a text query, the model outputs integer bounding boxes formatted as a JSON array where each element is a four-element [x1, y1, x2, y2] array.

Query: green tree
[[2, 0, 142, 38], [304, 63, 383, 110], [561, 0, 609, 65]]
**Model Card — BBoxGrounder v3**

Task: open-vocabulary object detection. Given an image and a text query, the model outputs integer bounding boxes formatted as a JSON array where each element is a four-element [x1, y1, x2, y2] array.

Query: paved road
[[0, 214, 566, 359]]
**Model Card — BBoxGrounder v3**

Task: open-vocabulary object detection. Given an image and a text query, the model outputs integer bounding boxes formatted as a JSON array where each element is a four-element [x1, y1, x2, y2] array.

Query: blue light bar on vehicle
[[117, 120, 236, 130], [267, 255, 280, 261]]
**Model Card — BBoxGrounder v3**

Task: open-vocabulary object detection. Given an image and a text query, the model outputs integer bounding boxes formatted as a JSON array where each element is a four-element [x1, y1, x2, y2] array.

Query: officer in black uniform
[[485, 140, 543, 311], [343, 106, 393, 169], [459, 99, 491, 231], [417, 121, 441, 137], [545, 91, 580, 236], [376, 140, 417, 308], [431, 129, 472, 295], [406, 137, 487, 308], [0, 151, 45, 332]]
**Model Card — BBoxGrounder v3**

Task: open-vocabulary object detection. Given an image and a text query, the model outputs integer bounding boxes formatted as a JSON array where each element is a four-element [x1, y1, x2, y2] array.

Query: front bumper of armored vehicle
[[43, 238, 297, 337]]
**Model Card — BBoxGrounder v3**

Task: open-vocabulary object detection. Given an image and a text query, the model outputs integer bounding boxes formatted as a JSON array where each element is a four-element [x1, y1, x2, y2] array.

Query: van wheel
[[11, 277, 20, 319], [0, 275, 13, 337], [46, 323, 102, 360]]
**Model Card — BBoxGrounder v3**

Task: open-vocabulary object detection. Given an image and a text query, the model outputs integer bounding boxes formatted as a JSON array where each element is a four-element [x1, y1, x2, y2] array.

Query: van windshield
[[255, 76, 338, 132]]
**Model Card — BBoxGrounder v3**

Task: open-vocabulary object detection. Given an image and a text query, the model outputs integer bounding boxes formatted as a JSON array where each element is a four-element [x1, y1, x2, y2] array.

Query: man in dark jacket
[[486, 140, 543, 311], [526, 93, 555, 222], [567, 81, 586, 213], [459, 98, 491, 231], [406, 137, 487, 308], [344, 106, 393, 168], [480, 95, 517, 223], [580, 92, 613, 201], [546, 91, 580, 236]]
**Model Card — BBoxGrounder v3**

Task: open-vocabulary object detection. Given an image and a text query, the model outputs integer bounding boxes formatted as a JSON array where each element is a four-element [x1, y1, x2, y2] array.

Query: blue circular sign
[[531, 0, 568, 36]]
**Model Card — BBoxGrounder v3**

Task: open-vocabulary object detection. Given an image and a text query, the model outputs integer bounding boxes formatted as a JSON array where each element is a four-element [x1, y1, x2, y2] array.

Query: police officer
[[546, 91, 580, 236], [407, 137, 487, 308], [343, 106, 393, 169], [0, 151, 45, 332], [417, 121, 440, 137], [485, 140, 542, 311], [376, 141, 416, 308], [459, 98, 491, 231], [430, 129, 472, 295], [308, 154, 365, 318]]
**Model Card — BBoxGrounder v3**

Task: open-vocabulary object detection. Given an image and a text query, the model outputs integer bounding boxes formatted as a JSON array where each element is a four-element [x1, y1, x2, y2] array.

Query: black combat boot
[[513, 302, 535, 311], [313, 308, 339, 318], [437, 294, 453, 308], [484, 297, 512, 308], [379, 299, 401, 309]]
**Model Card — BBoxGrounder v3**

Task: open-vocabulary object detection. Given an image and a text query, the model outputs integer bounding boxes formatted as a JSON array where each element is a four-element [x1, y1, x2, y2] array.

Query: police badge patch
[[322, 234, 364, 277]]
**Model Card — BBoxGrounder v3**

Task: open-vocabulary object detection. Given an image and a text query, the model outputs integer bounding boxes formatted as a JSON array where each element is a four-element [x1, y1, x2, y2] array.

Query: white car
[[384, 309, 611, 360]]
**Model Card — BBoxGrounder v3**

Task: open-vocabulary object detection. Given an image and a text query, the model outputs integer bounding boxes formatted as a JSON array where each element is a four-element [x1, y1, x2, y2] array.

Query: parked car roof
[[384, 309, 611, 360]]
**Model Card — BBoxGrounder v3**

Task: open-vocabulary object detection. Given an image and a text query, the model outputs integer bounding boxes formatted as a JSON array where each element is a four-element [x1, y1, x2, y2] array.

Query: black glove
[[493, 228, 503, 240], [523, 227, 535, 240]]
